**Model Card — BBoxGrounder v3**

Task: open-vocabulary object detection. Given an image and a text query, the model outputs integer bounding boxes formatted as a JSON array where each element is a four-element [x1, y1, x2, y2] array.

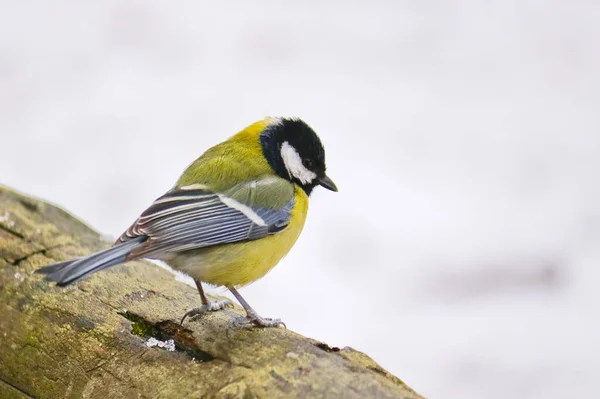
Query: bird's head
[[260, 117, 338, 195]]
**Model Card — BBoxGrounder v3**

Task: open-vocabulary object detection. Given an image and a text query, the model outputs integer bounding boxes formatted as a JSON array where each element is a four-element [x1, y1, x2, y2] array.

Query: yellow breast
[[168, 186, 309, 287]]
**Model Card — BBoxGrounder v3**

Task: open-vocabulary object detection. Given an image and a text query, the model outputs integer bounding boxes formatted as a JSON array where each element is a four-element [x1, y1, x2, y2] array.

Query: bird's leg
[[180, 279, 232, 325], [228, 286, 285, 328]]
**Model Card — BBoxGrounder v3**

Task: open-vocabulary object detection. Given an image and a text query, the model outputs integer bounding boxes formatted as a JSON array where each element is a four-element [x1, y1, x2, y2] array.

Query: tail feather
[[36, 236, 146, 286], [35, 259, 77, 275]]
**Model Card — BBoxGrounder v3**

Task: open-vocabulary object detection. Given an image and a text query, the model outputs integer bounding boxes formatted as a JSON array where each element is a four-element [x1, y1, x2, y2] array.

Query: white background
[[2, 1, 599, 398]]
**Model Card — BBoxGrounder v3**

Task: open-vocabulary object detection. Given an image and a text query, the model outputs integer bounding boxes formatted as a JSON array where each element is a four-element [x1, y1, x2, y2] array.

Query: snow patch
[[145, 337, 175, 352]]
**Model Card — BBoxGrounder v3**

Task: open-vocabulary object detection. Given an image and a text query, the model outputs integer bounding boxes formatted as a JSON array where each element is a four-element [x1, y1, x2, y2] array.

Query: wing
[[118, 177, 295, 257]]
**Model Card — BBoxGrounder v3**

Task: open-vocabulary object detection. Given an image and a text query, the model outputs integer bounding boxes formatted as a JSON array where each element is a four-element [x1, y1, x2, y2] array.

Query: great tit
[[36, 117, 337, 327]]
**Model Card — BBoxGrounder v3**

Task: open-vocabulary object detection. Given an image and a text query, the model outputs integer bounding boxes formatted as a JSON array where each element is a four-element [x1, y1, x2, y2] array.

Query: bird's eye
[[302, 158, 314, 169]]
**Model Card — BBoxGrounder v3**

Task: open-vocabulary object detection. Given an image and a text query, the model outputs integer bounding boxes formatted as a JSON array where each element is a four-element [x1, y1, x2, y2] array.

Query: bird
[[36, 117, 337, 327]]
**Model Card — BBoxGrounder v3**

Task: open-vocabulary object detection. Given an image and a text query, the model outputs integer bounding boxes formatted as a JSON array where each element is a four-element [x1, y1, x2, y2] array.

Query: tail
[[36, 236, 147, 286]]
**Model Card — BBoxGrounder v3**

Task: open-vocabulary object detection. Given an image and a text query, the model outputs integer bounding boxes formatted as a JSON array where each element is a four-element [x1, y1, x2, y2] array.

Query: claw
[[228, 314, 286, 328], [251, 316, 286, 328], [226, 286, 286, 328], [180, 299, 232, 325]]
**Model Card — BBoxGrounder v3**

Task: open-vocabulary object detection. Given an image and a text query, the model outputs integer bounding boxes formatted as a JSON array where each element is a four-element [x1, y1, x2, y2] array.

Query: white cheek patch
[[280, 141, 317, 184]]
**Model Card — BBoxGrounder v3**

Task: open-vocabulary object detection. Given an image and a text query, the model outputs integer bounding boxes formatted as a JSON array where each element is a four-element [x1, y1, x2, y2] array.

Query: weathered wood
[[0, 185, 422, 398]]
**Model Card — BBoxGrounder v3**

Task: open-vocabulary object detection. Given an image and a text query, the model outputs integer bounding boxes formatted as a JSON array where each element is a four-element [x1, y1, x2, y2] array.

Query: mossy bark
[[0, 185, 423, 399]]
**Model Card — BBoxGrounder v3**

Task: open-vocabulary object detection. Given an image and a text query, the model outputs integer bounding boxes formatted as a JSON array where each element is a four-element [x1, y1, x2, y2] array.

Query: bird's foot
[[180, 299, 232, 325], [229, 312, 286, 328]]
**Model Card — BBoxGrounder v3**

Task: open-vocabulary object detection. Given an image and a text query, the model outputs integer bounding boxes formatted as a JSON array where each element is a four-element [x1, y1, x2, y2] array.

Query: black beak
[[318, 175, 338, 192]]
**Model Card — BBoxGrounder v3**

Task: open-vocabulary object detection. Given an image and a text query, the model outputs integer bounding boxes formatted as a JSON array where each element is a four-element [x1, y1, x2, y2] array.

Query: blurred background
[[2, 1, 599, 398]]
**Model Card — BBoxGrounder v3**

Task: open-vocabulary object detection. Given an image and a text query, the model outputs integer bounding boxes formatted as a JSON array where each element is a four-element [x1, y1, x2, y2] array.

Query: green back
[[176, 119, 294, 209]]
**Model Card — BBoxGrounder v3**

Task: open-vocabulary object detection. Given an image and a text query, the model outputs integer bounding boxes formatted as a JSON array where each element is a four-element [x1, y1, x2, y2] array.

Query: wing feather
[[118, 179, 294, 257]]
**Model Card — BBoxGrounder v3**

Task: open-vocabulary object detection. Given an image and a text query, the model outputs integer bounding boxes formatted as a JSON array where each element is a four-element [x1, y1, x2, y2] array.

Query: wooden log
[[0, 185, 423, 398]]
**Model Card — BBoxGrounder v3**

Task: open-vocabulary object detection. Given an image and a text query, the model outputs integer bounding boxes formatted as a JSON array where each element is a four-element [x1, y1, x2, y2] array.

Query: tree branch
[[0, 185, 423, 398]]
